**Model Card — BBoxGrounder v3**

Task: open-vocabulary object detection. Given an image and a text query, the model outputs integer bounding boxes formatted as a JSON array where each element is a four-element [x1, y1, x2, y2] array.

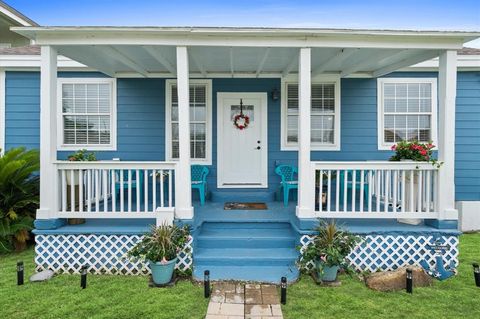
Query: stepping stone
[[30, 270, 54, 282]]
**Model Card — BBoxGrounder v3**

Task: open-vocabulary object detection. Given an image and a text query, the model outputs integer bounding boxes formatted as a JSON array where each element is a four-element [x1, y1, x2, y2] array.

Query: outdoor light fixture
[[406, 268, 413, 294], [204, 270, 210, 298], [271, 88, 280, 101], [280, 276, 287, 304], [473, 263, 480, 287], [80, 265, 88, 289], [17, 261, 24, 286]]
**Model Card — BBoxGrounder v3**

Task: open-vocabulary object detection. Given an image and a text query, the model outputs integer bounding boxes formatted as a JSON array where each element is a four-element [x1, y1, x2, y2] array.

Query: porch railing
[[56, 161, 176, 221], [313, 161, 439, 219]]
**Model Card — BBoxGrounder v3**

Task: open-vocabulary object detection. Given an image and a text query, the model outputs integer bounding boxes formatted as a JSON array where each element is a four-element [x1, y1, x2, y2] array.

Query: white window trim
[[280, 75, 341, 151], [0, 69, 5, 154], [165, 79, 212, 165], [57, 78, 117, 151], [377, 77, 438, 150]]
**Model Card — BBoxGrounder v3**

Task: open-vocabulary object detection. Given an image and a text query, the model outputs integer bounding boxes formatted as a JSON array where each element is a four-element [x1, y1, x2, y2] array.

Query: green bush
[[0, 147, 40, 252]]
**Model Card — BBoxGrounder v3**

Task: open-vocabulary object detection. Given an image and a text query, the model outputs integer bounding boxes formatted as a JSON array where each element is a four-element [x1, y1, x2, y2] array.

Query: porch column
[[36, 46, 60, 221], [437, 50, 458, 220], [175, 46, 193, 219], [296, 48, 316, 218]]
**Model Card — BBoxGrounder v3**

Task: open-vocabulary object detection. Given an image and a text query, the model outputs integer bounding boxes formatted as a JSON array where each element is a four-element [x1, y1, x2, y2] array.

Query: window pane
[[395, 84, 407, 98], [420, 83, 431, 98], [407, 98, 419, 113], [311, 130, 322, 143], [419, 98, 431, 112], [419, 115, 430, 129], [419, 129, 431, 141], [193, 105, 206, 121], [287, 115, 298, 130], [287, 130, 298, 143], [62, 84, 74, 98], [172, 123, 179, 140], [323, 84, 335, 99], [323, 130, 334, 144], [323, 99, 335, 112], [396, 98, 407, 112], [172, 106, 178, 122], [62, 82, 112, 146], [384, 84, 395, 98], [384, 115, 394, 129], [311, 115, 322, 129], [408, 83, 419, 98], [172, 141, 179, 158], [384, 99, 395, 113], [194, 141, 206, 159], [323, 116, 334, 130]]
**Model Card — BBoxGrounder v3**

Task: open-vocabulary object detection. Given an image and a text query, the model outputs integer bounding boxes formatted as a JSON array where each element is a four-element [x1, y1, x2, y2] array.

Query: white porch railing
[[313, 161, 439, 219], [56, 161, 176, 221]]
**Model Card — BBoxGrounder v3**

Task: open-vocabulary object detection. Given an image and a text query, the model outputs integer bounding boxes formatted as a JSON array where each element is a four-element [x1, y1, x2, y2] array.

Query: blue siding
[[4, 71, 480, 200], [455, 72, 480, 201], [5, 72, 41, 150]]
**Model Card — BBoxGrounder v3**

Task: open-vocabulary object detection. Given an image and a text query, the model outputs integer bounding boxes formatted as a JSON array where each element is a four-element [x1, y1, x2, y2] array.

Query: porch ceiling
[[11, 26, 480, 78]]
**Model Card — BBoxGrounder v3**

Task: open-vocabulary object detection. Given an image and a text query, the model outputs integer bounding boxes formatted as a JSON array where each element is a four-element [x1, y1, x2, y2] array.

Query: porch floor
[[35, 198, 458, 235]]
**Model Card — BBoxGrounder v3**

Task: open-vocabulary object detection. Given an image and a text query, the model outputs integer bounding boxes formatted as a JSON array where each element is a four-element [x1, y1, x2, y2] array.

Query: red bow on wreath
[[233, 99, 250, 130]]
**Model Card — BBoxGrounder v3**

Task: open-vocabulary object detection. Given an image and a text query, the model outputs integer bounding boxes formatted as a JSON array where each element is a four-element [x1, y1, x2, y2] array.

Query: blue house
[[1, 18, 480, 282]]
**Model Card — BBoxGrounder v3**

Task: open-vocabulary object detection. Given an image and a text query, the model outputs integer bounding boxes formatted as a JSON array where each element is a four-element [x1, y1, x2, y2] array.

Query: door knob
[[257, 140, 261, 144], [256, 146, 261, 150]]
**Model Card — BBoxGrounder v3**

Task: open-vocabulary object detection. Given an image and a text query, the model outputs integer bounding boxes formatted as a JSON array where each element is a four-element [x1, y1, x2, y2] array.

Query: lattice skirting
[[35, 234, 193, 275], [299, 234, 459, 272]]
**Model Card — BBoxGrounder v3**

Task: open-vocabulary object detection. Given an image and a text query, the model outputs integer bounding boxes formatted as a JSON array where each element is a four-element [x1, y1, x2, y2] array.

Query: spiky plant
[[299, 220, 360, 269], [0, 147, 39, 252], [128, 223, 190, 263]]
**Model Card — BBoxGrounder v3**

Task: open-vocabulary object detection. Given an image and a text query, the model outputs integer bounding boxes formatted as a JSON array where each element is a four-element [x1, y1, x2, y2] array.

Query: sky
[[7, 0, 480, 47]]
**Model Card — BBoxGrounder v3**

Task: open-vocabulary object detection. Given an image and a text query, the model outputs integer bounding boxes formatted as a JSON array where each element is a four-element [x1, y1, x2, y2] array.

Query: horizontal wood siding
[[4, 71, 480, 200]]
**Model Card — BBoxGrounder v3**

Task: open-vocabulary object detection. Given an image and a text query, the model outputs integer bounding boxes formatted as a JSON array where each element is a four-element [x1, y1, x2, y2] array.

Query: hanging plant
[[233, 113, 250, 130]]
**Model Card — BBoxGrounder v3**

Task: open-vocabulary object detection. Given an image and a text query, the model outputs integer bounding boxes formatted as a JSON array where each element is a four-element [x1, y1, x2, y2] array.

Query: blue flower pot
[[316, 260, 340, 282], [149, 258, 177, 285]]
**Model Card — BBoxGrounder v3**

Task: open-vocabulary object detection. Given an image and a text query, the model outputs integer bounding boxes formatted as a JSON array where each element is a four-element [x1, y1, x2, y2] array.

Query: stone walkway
[[205, 282, 283, 319]]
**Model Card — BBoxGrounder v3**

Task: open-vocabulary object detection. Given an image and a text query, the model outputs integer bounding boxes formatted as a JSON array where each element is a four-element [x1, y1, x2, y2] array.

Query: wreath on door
[[234, 113, 250, 130], [233, 98, 250, 130]]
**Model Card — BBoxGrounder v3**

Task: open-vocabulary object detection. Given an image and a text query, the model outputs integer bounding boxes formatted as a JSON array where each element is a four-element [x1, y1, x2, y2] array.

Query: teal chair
[[191, 165, 209, 206], [339, 170, 370, 204], [275, 165, 298, 207], [115, 169, 144, 200]]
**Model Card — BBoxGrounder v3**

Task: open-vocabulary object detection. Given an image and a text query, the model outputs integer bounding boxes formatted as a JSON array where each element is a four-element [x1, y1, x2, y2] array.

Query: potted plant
[[389, 140, 440, 167], [389, 141, 441, 225], [300, 220, 359, 282], [66, 149, 96, 185], [128, 223, 190, 285]]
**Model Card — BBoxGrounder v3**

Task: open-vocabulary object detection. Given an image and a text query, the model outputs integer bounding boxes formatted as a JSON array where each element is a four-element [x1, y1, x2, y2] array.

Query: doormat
[[224, 202, 268, 210]]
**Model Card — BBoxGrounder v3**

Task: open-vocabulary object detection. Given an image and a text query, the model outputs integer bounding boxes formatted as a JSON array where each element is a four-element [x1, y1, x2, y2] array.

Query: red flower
[[420, 150, 427, 156], [391, 145, 397, 151]]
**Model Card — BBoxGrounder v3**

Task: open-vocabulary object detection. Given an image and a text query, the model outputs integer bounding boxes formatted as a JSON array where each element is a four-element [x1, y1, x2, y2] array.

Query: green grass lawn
[[284, 233, 480, 319], [1, 234, 479, 319]]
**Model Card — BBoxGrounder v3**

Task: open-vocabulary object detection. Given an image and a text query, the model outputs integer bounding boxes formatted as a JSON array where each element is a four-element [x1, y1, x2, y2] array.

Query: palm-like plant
[[128, 223, 190, 263], [0, 147, 40, 252]]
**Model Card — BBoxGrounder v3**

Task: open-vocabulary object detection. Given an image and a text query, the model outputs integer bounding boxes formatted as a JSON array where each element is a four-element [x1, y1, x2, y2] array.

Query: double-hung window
[[58, 78, 116, 150], [377, 78, 437, 150], [282, 78, 341, 150], [166, 79, 212, 164]]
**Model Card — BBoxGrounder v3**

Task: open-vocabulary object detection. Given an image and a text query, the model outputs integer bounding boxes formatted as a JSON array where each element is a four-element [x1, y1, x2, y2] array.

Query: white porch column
[[437, 50, 458, 220], [296, 48, 316, 218], [174, 46, 193, 219], [37, 46, 59, 219]]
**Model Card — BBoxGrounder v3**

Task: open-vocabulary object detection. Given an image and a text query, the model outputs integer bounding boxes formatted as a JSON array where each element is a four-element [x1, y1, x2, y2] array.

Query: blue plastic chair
[[191, 165, 209, 206], [115, 169, 144, 200], [339, 170, 370, 204], [275, 165, 298, 207]]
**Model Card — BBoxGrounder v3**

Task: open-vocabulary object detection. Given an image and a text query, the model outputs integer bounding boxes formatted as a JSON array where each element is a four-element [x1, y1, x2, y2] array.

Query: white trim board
[[0, 69, 5, 154], [165, 79, 213, 165], [217, 92, 268, 189], [377, 77, 438, 150], [56, 77, 117, 151]]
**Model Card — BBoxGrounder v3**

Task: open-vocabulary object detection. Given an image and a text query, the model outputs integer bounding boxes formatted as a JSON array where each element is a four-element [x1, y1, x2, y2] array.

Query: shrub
[[0, 147, 39, 252]]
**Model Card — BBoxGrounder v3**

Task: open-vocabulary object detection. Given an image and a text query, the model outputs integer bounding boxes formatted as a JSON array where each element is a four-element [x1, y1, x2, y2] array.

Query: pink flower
[[391, 145, 397, 151], [420, 150, 427, 156]]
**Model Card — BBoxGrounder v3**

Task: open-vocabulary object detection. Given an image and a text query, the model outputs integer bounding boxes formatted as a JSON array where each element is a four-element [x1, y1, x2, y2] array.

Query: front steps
[[193, 222, 299, 283]]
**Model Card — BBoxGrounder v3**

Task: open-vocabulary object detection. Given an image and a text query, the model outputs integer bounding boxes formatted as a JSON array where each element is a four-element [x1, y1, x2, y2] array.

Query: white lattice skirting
[[299, 234, 459, 272], [35, 234, 193, 275]]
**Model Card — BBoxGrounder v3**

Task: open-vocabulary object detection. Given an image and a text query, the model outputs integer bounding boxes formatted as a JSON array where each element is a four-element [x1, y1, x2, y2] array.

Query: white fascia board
[[0, 55, 87, 69], [406, 55, 480, 70], [0, 6, 35, 27], [11, 27, 479, 49]]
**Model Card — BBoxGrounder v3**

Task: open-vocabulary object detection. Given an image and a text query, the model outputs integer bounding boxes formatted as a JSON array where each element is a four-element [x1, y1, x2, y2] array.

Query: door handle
[[256, 146, 261, 150]]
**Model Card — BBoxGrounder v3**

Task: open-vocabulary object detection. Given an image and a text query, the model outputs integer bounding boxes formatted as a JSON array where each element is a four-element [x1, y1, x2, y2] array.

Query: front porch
[[14, 26, 473, 282]]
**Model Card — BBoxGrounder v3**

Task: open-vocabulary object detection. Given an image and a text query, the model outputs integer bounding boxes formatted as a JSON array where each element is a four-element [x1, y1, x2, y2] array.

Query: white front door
[[217, 92, 268, 188]]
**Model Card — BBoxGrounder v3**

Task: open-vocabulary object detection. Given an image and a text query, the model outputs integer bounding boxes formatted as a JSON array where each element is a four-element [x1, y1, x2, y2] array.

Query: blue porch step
[[193, 222, 299, 283]]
